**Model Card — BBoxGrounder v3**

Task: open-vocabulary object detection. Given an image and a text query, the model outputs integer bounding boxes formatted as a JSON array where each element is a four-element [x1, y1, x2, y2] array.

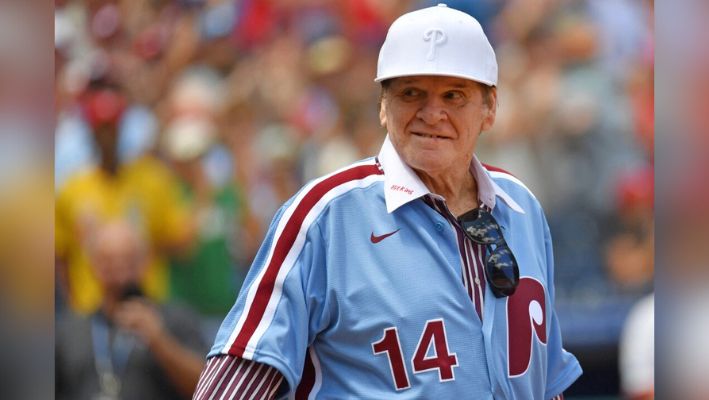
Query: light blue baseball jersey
[[209, 136, 581, 399]]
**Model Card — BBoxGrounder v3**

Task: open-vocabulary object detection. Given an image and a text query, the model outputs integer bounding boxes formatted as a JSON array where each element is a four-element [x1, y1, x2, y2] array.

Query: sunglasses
[[458, 208, 519, 298]]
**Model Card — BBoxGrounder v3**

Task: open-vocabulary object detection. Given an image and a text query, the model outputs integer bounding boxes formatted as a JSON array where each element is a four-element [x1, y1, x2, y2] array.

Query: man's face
[[90, 222, 144, 296], [380, 76, 496, 177]]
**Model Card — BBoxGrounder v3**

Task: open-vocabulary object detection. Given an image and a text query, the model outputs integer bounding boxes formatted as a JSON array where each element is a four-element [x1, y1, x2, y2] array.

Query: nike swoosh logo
[[370, 229, 400, 244]]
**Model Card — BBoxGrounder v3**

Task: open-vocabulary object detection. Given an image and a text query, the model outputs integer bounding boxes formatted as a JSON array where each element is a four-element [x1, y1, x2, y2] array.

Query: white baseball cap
[[375, 3, 498, 86]]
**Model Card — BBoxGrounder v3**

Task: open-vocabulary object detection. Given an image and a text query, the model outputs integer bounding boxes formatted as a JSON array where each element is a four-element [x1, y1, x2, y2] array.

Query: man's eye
[[445, 91, 465, 101], [401, 88, 422, 98]]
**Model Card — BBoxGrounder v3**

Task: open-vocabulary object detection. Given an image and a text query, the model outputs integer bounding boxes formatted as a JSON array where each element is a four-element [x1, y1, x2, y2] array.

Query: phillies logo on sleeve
[[506, 277, 547, 377]]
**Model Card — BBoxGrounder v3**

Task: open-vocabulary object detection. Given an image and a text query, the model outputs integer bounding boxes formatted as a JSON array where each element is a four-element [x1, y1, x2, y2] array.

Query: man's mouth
[[412, 132, 449, 139]]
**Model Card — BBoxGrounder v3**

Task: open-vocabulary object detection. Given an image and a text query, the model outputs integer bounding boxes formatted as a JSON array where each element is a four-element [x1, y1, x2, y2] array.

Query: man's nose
[[416, 98, 448, 125]]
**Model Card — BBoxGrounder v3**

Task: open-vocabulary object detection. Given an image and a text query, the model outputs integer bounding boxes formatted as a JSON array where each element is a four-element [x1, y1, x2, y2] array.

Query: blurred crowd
[[54, 0, 654, 397]]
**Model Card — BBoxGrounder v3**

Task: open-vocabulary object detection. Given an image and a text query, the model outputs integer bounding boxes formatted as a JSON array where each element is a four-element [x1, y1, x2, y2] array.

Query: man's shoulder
[[285, 158, 385, 210], [482, 163, 531, 193], [481, 162, 515, 177], [481, 163, 546, 220], [482, 163, 538, 201]]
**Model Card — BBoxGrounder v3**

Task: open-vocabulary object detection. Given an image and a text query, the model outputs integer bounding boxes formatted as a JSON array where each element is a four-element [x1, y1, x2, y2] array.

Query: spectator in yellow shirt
[[56, 80, 193, 314]]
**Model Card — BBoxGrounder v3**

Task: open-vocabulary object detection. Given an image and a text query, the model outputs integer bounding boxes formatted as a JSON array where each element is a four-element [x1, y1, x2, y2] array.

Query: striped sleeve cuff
[[193, 355, 284, 400]]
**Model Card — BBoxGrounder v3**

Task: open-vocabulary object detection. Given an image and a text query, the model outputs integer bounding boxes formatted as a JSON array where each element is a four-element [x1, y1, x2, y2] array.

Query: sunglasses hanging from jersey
[[458, 208, 519, 298]]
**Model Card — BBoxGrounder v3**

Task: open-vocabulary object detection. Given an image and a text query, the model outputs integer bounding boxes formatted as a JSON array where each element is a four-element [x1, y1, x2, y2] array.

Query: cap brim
[[374, 71, 496, 87]]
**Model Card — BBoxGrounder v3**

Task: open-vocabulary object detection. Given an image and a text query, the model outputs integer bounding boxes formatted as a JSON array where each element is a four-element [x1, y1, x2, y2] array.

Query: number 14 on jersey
[[372, 318, 458, 390]]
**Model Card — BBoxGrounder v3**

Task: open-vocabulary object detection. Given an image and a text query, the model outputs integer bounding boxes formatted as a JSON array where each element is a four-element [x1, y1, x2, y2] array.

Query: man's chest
[[311, 205, 491, 395], [310, 202, 551, 397]]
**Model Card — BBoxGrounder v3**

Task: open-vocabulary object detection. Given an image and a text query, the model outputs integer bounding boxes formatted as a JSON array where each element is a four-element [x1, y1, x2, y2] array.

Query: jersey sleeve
[[541, 210, 583, 398], [207, 199, 330, 394], [193, 355, 285, 399]]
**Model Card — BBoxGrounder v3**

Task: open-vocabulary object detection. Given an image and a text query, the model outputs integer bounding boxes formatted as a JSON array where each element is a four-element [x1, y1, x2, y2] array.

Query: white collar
[[377, 135, 525, 214]]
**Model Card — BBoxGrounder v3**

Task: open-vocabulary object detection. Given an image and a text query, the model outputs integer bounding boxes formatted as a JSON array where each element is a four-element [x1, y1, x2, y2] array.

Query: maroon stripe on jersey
[[217, 359, 244, 399], [229, 359, 282, 400], [195, 356, 214, 386], [229, 163, 383, 356], [464, 237, 483, 318], [457, 223, 475, 302], [193, 356, 217, 397], [265, 372, 284, 399], [193, 356, 285, 400], [238, 362, 264, 397], [433, 197, 482, 317], [425, 196, 473, 301], [250, 368, 277, 399], [243, 367, 277, 399], [481, 163, 516, 177], [218, 359, 251, 399], [212, 355, 242, 396], [453, 223, 483, 320], [422, 195, 486, 320], [194, 355, 235, 399], [295, 349, 316, 400], [459, 233, 472, 295]]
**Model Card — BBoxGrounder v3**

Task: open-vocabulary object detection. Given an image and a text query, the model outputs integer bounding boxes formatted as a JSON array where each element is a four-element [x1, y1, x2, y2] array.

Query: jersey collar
[[377, 135, 525, 214]]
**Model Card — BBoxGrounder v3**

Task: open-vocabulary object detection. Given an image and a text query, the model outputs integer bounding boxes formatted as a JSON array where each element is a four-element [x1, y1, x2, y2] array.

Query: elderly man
[[56, 220, 206, 400], [194, 4, 580, 399]]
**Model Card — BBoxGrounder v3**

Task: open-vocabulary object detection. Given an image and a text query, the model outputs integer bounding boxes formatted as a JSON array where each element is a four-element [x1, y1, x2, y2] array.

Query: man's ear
[[481, 86, 497, 132], [379, 100, 387, 128]]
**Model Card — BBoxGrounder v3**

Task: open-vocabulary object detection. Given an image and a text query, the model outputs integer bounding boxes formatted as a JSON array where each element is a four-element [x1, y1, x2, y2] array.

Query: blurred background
[[51, 0, 655, 398]]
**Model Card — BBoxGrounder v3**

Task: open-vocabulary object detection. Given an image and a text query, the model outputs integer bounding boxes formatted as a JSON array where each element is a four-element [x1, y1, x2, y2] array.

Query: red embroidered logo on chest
[[390, 185, 414, 195]]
